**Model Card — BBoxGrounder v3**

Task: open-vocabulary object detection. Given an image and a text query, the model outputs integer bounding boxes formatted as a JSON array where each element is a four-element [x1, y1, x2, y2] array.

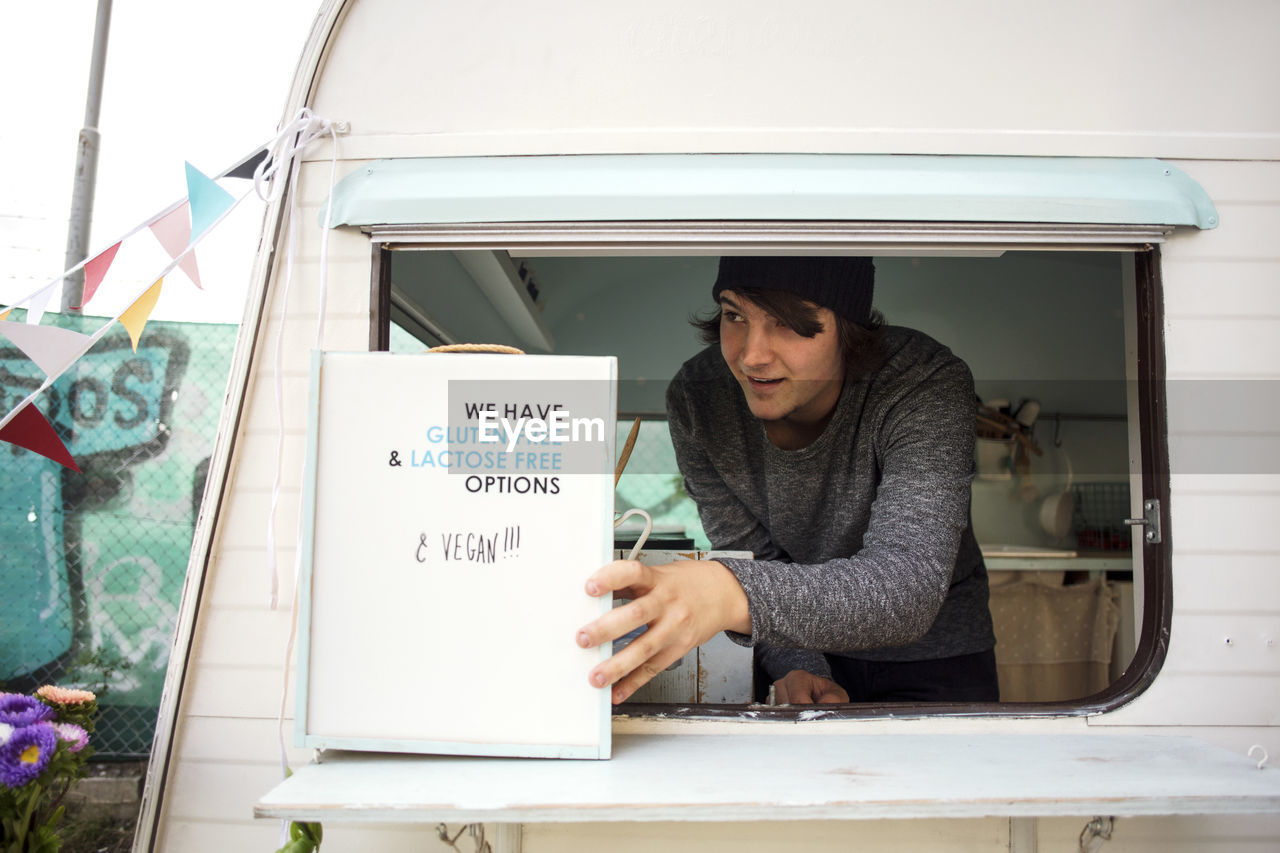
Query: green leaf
[[300, 821, 323, 845], [274, 838, 316, 853], [283, 819, 323, 850]]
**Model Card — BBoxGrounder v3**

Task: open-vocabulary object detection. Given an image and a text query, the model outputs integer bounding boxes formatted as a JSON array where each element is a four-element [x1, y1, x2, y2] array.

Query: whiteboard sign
[[297, 351, 616, 759]]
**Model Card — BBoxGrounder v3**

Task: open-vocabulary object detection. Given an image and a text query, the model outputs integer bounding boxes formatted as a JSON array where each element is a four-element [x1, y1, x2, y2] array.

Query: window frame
[[367, 221, 1172, 721]]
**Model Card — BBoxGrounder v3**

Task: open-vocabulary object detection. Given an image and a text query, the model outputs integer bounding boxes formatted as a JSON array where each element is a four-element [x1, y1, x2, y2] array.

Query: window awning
[[325, 154, 1218, 230]]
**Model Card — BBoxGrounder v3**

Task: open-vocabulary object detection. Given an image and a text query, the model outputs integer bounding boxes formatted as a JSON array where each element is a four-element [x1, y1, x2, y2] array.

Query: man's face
[[718, 290, 845, 447]]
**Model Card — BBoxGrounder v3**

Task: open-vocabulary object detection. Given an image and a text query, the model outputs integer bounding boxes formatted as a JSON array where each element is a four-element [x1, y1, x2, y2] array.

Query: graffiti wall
[[1, 316, 236, 755]]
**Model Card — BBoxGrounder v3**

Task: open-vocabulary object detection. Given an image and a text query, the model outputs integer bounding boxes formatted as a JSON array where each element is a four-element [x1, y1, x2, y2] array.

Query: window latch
[[1124, 499, 1161, 544]]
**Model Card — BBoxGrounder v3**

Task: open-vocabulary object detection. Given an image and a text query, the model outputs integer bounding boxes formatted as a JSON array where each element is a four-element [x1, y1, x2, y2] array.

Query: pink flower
[[53, 723, 90, 753], [35, 685, 96, 706]]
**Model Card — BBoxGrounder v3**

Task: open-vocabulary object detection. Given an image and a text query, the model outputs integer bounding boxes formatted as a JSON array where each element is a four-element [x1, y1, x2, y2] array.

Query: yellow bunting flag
[[119, 278, 164, 352], [0, 308, 10, 322]]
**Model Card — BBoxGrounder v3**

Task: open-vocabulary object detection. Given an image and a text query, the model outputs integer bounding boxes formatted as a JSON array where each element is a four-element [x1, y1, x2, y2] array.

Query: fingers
[[774, 677, 814, 704], [585, 598, 692, 696], [609, 643, 688, 704], [576, 597, 655, 666], [817, 684, 850, 704], [577, 558, 749, 704], [583, 559, 649, 598], [772, 671, 849, 705]]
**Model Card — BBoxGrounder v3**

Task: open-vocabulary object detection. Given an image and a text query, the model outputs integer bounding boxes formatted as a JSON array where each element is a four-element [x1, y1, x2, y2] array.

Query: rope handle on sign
[[428, 343, 525, 354]]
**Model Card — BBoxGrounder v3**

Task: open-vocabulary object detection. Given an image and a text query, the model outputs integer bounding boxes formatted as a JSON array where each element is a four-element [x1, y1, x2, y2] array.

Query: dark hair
[[692, 287, 885, 372]]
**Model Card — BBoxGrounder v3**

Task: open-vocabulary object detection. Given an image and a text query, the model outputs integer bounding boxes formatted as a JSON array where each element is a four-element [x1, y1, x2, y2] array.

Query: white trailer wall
[[140, 1, 1280, 851]]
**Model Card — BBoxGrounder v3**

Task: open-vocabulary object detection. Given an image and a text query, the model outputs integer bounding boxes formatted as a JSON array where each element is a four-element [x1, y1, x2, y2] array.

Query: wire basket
[[1071, 482, 1132, 551]]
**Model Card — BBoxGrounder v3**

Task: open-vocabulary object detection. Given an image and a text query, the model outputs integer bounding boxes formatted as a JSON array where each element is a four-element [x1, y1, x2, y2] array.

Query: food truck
[[134, 1, 1280, 850]]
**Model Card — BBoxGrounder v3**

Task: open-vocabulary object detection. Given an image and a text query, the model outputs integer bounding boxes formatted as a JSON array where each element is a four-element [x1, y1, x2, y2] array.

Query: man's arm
[[716, 355, 975, 654], [579, 351, 975, 700]]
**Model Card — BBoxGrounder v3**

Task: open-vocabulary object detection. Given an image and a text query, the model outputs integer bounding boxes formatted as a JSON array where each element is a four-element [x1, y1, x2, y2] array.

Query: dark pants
[[825, 648, 1000, 703]]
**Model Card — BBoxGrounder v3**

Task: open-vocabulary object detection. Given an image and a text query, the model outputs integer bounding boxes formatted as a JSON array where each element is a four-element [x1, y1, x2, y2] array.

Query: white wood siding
[[1093, 160, 1280, 740], [144, 2, 1280, 851]]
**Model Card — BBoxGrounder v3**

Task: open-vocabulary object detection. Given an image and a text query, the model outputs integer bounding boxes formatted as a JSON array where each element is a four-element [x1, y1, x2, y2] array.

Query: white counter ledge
[[255, 733, 1280, 824]]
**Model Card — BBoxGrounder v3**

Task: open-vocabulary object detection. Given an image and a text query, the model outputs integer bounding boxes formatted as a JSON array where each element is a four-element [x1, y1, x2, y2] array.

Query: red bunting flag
[[148, 203, 202, 289], [0, 402, 80, 472], [75, 241, 122, 308]]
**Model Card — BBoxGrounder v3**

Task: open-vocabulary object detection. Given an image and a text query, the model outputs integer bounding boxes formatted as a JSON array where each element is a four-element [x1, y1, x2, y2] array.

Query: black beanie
[[711, 256, 875, 325]]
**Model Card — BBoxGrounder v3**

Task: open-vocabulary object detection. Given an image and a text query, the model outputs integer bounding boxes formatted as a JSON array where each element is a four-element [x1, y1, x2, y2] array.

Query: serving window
[[368, 225, 1170, 718]]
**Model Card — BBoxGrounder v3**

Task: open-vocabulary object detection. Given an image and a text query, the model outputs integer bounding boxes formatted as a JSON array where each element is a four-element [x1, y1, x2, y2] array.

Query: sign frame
[[295, 350, 616, 759]]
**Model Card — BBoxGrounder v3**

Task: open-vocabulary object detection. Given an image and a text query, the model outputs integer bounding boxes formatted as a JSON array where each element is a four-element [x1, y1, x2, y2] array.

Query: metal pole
[[62, 0, 114, 312]]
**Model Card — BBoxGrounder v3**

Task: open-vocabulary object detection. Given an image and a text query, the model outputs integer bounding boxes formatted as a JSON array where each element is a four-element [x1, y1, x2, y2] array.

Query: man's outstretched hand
[[577, 559, 750, 703]]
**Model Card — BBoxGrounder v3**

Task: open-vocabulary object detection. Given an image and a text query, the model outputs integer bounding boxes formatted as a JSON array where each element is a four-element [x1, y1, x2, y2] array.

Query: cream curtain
[[989, 574, 1121, 702]]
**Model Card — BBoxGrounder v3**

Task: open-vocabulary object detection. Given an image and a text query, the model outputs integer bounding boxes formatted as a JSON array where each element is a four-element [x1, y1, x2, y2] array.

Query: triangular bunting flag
[[0, 402, 80, 472], [185, 162, 235, 240], [148, 203, 202, 289], [0, 308, 10, 322], [119, 278, 164, 352], [0, 321, 95, 377], [224, 147, 270, 180], [75, 241, 122, 308], [25, 281, 59, 326]]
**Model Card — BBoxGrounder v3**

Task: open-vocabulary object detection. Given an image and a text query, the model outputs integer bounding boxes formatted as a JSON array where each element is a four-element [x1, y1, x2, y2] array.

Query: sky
[[1, 1, 323, 324]]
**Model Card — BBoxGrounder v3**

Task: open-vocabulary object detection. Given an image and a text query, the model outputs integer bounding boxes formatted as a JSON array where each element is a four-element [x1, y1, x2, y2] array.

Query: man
[[578, 256, 996, 705]]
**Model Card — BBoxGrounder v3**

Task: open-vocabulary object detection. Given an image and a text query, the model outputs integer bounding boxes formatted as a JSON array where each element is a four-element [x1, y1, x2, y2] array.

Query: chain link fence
[[2, 313, 237, 758], [613, 418, 707, 550]]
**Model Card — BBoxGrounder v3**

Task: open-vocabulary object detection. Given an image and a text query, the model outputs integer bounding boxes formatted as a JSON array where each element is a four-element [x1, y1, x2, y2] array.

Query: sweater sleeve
[[668, 371, 832, 683], [666, 376, 784, 562], [716, 355, 976, 655]]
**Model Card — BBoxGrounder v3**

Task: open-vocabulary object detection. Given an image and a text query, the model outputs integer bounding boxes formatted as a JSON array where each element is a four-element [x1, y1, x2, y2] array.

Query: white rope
[[249, 113, 342, 837], [262, 107, 338, 611], [246, 107, 341, 845]]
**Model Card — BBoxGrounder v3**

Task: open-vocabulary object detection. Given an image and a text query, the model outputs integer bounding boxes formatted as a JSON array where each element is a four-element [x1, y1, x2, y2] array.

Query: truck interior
[[372, 238, 1166, 715]]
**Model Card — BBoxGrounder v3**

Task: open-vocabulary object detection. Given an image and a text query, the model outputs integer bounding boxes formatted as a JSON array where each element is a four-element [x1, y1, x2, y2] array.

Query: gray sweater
[[666, 327, 995, 681]]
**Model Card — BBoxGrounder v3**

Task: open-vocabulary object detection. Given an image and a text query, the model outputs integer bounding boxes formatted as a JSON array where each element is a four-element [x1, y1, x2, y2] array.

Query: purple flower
[[0, 693, 54, 727], [52, 723, 89, 753], [0, 722, 57, 787]]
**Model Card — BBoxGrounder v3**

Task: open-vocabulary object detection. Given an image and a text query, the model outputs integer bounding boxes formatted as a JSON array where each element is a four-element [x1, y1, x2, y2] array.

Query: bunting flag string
[[0, 109, 338, 472], [7, 153, 269, 325], [11, 196, 186, 326], [0, 181, 252, 446]]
